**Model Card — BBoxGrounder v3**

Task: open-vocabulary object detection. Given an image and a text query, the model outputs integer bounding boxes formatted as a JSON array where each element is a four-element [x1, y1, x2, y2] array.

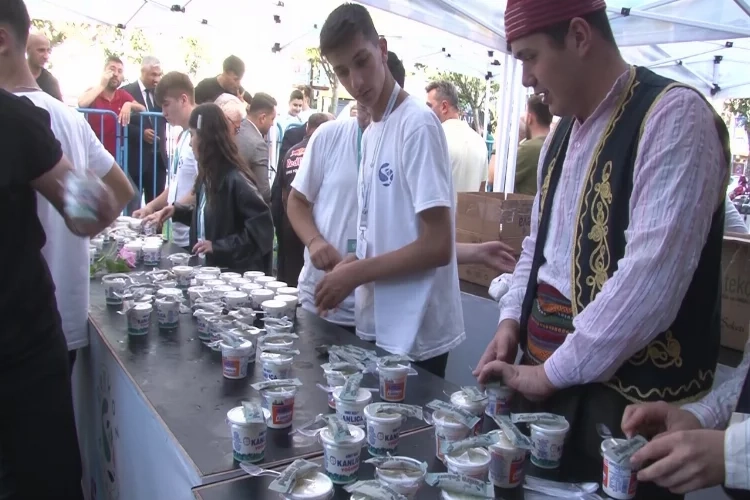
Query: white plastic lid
[[133, 303, 153, 312], [287, 472, 334, 500], [278, 287, 299, 295], [173, 265, 193, 272], [224, 291, 248, 299], [445, 447, 491, 467], [266, 280, 287, 288], [251, 289, 275, 297], [244, 271, 265, 278], [333, 387, 372, 404], [319, 424, 366, 446], [220, 272, 241, 279], [260, 352, 294, 364], [450, 391, 488, 408], [226, 406, 262, 426], [255, 276, 275, 283], [275, 294, 298, 303], [262, 299, 287, 309], [157, 288, 183, 298], [205, 279, 225, 287]]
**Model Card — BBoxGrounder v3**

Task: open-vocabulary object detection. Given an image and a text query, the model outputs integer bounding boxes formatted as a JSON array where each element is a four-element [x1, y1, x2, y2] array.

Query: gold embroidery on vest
[[628, 331, 683, 368], [539, 158, 555, 216], [585, 161, 613, 301], [571, 66, 638, 315], [605, 368, 713, 404]]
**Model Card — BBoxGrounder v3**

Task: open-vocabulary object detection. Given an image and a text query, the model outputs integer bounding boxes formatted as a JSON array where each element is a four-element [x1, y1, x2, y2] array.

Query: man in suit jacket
[[121, 56, 167, 210], [241, 92, 277, 205]]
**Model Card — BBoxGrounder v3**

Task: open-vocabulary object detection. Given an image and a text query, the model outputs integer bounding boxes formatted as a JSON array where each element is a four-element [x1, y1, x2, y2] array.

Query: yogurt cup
[[208, 317, 234, 347], [319, 424, 366, 484], [283, 471, 334, 500], [433, 410, 472, 462], [240, 283, 263, 295], [142, 222, 156, 236], [229, 278, 251, 290], [333, 387, 372, 428], [223, 291, 249, 310], [530, 418, 570, 469], [440, 491, 489, 500], [204, 279, 225, 289], [250, 289, 275, 309], [374, 457, 425, 499], [243, 270, 265, 281], [221, 340, 253, 379], [489, 430, 527, 488], [260, 351, 294, 380], [201, 266, 221, 277], [277, 286, 299, 297], [102, 275, 127, 305], [324, 366, 361, 410], [234, 327, 261, 362], [485, 384, 514, 417], [377, 363, 410, 402], [260, 337, 295, 350], [445, 447, 491, 481], [450, 391, 487, 436], [123, 241, 143, 261], [260, 386, 297, 429], [127, 303, 152, 335], [226, 406, 266, 463], [220, 272, 241, 283], [275, 294, 299, 321], [262, 299, 288, 320], [155, 298, 180, 329], [195, 273, 216, 285], [187, 285, 212, 306], [254, 276, 276, 287], [156, 287, 183, 301], [143, 236, 163, 246], [265, 280, 288, 294], [364, 404, 404, 456], [172, 265, 194, 288], [142, 243, 161, 266], [193, 310, 218, 340], [601, 438, 638, 500]]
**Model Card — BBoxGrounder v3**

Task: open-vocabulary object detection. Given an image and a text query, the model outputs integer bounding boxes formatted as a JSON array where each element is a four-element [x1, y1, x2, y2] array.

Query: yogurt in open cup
[[489, 430, 527, 488], [370, 456, 426, 499], [377, 360, 411, 402], [223, 291, 249, 310], [530, 418, 570, 469], [601, 438, 638, 500], [432, 410, 472, 462], [445, 447, 491, 481], [221, 340, 253, 379], [363, 404, 405, 456], [319, 423, 366, 484], [282, 471, 334, 500], [333, 387, 372, 428], [127, 303, 152, 335], [172, 265, 193, 288], [450, 390, 487, 435], [227, 404, 266, 463], [260, 351, 294, 380]]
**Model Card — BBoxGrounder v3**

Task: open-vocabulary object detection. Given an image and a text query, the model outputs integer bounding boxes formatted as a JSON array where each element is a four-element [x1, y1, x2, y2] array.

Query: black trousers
[[415, 352, 450, 379], [0, 326, 83, 499]]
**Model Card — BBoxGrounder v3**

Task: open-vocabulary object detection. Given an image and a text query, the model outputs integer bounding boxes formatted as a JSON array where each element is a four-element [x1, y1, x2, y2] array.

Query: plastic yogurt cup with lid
[[127, 303, 152, 335], [260, 336, 295, 350], [260, 386, 297, 429], [156, 287, 183, 300], [223, 291, 249, 310], [277, 286, 299, 297], [220, 272, 241, 283], [123, 240, 143, 261], [485, 384, 513, 417], [333, 387, 372, 428], [489, 430, 527, 488], [187, 285, 212, 306], [195, 273, 216, 286], [102, 274, 127, 306], [250, 289, 275, 309], [201, 266, 221, 277], [445, 447, 491, 481], [172, 265, 194, 288], [433, 410, 472, 462], [363, 404, 404, 456], [265, 280, 288, 294], [226, 406, 266, 463], [530, 418, 570, 469], [450, 391, 487, 436], [318, 424, 366, 484], [254, 276, 276, 287], [260, 351, 294, 380], [262, 299, 288, 320], [221, 340, 253, 379], [243, 270, 265, 281], [324, 366, 360, 410], [204, 279, 225, 289], [229, 278, 251, 290], [374, 457, 426, 498], [601, 438, 638, 500], [142, 243, 161, 266], [240, 282, 262, 295], [377, 362, 410, 403], [283, 471, 334, 500], [193, 310, 218, 340], [155, 298, 180, 330], [275, 294, 299, 321]]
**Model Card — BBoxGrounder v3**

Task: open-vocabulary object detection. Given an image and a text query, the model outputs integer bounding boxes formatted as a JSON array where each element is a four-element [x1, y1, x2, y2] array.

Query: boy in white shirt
[[314, 3, 464, 377]]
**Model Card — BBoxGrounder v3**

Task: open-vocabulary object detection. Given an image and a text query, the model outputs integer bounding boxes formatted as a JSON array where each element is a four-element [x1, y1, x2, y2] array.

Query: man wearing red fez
[[475, 0, 734, 497]]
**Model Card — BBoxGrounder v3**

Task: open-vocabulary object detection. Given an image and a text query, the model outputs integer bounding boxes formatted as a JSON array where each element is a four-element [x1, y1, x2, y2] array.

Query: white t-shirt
[[442, 118, 488, 192], [291, 118, 360, 326], [167, 131, 197, 247], [356, 96, 465, 360], [17, 90, 114, 351]]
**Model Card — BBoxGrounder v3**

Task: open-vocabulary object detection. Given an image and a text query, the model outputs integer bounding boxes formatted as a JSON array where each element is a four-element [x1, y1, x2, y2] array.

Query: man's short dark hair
[[319, 3, 379, 56], [542, 9, 616, 48], [0, 0, 30, 45], [425, 80, 459, 110], [301, 85, 313, 100], [155, 71, 195, 104], [387, 51, 405, 88], [104, 55, 124, 68], [307, 112, 330, 131], [249, 92, 277, 114], [289, 89, 304, 102], [527, 95, 553, 127], [223, 55, 245, 77]]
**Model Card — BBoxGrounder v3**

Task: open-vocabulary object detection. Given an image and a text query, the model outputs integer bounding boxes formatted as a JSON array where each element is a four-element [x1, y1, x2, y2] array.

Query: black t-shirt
[[0, 90, 65, 361], [194, 77, 252, 105], [36, 68, 63, 101]]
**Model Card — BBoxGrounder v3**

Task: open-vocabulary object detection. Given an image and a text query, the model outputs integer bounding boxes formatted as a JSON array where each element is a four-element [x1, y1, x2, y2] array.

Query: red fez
[[505, 0, 608, 44]]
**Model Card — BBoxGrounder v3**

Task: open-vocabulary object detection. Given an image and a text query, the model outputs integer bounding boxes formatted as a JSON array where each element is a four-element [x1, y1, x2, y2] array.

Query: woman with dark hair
[[151, 103, 273, 272]]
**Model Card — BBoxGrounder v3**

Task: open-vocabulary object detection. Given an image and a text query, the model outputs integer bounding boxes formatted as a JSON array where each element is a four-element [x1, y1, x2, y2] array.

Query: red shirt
[[85, 88, 134, 158]]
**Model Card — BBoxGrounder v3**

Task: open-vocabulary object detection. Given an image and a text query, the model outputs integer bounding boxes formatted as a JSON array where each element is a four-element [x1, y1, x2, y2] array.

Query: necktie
[[145, 89, 154, 111]]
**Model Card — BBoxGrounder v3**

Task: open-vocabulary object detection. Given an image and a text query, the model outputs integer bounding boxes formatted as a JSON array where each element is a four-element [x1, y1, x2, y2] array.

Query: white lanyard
[[198, 185, 207, 241], [359, 82, 401, 235], [171, 131, 190, 178]]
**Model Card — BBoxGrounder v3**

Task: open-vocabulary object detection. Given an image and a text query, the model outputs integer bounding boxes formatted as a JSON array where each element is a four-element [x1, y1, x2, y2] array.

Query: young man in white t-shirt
[[3, 42, 134, 371], [314, 4, 465, 377], [133, 72, 198, 248]]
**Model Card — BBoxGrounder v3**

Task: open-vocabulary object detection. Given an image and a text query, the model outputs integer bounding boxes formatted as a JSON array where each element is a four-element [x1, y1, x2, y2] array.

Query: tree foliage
[[431, 71, 500, 133], [725, 98, 750, 132], [306, 47, 339, 114], [31, 19, 67, 46], [182, 36, 207, 77]]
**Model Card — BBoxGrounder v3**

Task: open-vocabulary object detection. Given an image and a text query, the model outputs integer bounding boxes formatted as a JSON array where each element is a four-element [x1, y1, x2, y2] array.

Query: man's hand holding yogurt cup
[[473, 319, 520, 378], [141, 205, 175, 231]]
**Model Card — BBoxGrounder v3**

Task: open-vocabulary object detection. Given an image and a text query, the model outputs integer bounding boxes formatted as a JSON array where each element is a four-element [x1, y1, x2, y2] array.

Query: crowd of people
[[0, 0, 749, 497]]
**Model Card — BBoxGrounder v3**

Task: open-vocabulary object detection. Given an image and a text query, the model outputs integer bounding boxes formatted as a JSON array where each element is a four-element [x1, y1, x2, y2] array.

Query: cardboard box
[[455, 192, 534, 287], [721, 233, 750, 351]]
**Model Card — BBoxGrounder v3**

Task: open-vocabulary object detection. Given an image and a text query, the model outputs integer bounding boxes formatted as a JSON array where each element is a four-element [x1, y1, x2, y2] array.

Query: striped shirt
[[498, 69, 727, 388]]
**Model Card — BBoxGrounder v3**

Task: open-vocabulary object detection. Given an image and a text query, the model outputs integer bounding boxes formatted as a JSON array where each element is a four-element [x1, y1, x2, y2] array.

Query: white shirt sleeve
[[725, 420, 750, 490], [725, 195, 748, 233], [291, 127, 327, 204], [402, 118, 453, 213], [83, 117, 115, 178]]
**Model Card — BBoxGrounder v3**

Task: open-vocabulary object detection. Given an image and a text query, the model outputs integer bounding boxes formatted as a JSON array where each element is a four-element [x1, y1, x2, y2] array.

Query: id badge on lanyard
[[164, 131, 189, 242], [356, 82, 401, 260]]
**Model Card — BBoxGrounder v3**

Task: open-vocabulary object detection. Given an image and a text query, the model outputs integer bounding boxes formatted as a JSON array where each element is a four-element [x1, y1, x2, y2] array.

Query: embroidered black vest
[[519, 66, 731, 404]]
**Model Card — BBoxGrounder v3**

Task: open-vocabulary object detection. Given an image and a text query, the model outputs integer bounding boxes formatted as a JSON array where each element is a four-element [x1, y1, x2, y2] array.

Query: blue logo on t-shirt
[[378, 163, 393, 186]]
